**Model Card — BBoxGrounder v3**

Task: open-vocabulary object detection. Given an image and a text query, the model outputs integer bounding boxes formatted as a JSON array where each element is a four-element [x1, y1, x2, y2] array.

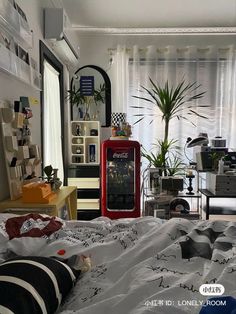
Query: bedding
[[0, 214, 236, 314]]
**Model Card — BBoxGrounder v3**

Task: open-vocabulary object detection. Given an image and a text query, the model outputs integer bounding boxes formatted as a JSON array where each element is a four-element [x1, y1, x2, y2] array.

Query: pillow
[[0, 256, 81, 314]]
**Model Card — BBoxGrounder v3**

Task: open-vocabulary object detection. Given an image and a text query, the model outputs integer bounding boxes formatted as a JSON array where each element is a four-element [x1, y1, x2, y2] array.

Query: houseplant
[[132, 78, 206, 173], [67, 86, 86, 107], [43, 165, 62, 191], [93, 83, 106, 106], [67, 83, 106, 120]]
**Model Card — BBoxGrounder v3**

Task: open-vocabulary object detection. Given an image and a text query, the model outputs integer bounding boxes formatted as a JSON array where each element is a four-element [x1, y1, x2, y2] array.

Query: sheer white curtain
[[43, 60, 64, 181], [109, 45, 129, 113], [110, 45, 236, 158]]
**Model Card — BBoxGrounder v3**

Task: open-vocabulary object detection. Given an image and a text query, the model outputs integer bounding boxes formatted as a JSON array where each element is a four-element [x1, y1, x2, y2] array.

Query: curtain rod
[[128, 58, 230, 63], [71, 26, 236, 35]]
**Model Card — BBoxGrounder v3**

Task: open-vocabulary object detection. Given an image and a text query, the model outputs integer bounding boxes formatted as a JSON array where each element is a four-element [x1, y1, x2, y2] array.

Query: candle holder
[[186, 174, 195, 195]]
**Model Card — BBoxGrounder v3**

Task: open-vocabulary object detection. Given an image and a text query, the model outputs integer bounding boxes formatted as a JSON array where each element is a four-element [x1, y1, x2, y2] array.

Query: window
[[110, 45, 236, 160], [40, 41, 64, 182]]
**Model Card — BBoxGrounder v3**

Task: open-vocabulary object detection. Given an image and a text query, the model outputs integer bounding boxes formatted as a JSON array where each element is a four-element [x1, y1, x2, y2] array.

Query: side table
[[0, 186, 77, 220], [199, 188, 236, 220]]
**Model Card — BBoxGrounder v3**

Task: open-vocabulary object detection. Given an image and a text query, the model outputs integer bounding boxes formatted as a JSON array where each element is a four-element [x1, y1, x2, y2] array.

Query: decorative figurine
[[76, 124, 82, 136]]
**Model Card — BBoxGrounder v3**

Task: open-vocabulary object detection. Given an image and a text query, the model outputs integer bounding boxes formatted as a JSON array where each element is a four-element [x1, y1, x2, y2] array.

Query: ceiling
[[59, 0, 236, 30]]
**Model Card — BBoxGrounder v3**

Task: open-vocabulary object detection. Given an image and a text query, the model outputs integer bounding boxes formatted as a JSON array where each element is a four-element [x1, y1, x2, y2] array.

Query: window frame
[[39, 41, 65, 182]]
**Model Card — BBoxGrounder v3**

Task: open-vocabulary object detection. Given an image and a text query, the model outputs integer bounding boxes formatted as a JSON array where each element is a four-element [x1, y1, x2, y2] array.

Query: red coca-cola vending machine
[[101, 139, 141, 219]]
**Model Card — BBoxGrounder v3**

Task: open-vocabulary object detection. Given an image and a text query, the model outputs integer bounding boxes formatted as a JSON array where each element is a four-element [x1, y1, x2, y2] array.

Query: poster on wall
[[18, 45, 29, 64], [0, 29, 15, 52], [14, 2, 27, 21]]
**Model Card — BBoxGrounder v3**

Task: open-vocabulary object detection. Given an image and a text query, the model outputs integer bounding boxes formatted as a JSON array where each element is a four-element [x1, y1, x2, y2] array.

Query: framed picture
[[14, 42, 19, 56], [8, 0, 16, 7], [0, 29, 14, 52], [18, 45, 29, 64], [80, 76, 94, 96], [14, 2, 27, 22]]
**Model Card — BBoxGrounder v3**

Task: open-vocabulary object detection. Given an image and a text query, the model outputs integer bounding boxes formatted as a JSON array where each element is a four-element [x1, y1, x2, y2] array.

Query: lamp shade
[[187, 136, 209, 148]]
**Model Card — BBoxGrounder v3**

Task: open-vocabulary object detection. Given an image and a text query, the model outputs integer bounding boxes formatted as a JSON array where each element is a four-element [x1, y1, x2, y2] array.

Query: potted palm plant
[[132, 78, 206, 174]]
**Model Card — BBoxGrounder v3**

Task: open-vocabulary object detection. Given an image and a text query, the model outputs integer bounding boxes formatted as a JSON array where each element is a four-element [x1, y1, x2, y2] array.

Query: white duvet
[[0, 215, 236, 314]]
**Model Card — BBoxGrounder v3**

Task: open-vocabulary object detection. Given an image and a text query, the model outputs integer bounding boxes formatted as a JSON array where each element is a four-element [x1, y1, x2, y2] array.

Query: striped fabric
[[0, 256, 81, 314]]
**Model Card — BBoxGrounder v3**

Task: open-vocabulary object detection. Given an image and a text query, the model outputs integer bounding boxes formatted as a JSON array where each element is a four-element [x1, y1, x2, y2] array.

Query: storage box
[[22, 182, 56, 203], [17, 145, 29, 159], [5, 136, 18, 152], [154, 209, 168, 219], [144, 197, 170, 217], [206, 172, 236, 195], [13, 112, 24, 128], [161, 176, 184, 192]]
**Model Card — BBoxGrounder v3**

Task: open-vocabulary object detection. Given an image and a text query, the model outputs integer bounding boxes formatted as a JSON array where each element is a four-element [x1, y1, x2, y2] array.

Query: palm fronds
[[131, 78, 206, 127], [132, 78, 206, 175]]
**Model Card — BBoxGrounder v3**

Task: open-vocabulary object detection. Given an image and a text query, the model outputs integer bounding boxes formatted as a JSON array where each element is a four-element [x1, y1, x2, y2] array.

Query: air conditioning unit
[[44, 8, 79, 65]]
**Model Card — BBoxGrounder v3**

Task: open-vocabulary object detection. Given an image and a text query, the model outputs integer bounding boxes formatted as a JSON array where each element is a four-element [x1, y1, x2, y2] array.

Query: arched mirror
[[70, 65, 111, 127]]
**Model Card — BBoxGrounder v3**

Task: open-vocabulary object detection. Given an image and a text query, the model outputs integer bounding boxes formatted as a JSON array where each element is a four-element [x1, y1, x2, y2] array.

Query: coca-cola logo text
[[113, 152, 128, 158]]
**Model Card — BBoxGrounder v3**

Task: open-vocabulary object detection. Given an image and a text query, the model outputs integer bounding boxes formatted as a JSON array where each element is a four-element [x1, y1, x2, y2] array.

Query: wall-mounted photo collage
[[0, 0, 36, 69]]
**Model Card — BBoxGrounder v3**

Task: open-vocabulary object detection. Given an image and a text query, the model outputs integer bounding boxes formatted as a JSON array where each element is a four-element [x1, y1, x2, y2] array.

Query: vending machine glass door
[[106, 147, 135, 210]]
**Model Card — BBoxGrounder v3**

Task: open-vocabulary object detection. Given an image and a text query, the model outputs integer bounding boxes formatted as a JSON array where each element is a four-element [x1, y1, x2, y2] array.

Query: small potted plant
[[43, 165, 62, 191]]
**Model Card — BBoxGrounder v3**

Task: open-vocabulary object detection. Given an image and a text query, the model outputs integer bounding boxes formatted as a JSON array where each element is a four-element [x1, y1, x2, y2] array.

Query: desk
[[199, 188, 236, 220], [0, 186, 77, 220]]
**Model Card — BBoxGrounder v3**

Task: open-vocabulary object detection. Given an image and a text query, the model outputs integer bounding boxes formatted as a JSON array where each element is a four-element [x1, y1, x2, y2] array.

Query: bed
[[0, 213, 236, 314]]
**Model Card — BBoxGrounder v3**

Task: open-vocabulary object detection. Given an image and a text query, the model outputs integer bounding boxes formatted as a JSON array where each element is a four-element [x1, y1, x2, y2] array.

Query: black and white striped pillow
[[0, 256, 81, 314]]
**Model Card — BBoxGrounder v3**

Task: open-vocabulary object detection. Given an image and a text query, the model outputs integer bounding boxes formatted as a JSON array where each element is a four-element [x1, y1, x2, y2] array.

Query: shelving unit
[[142, 167, 201, 219], [68, 121, 101, 220], [67, 165, 101, 220], [70, 121, 100, 165], [0, 0, 41, 90]]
